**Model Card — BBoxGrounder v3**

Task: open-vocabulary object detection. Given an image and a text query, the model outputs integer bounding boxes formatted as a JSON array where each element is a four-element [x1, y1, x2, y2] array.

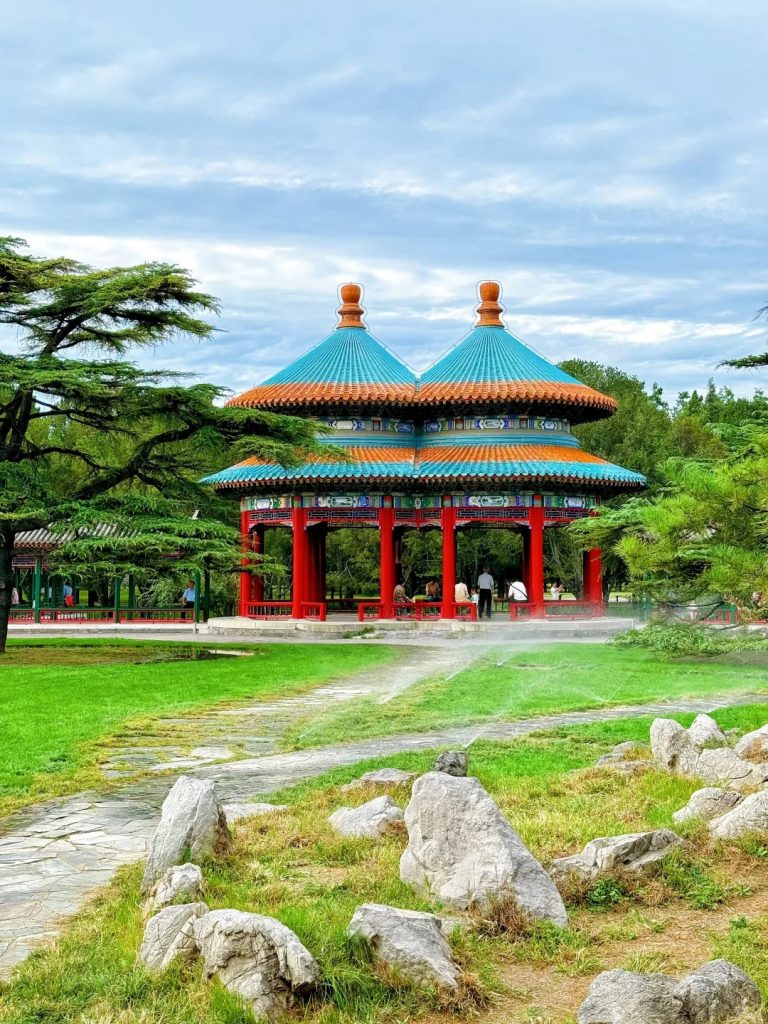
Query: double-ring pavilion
[[204, 282, 645, 622]]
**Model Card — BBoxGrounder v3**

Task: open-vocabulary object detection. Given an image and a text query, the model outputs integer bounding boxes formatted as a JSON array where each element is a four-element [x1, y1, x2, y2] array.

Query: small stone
[[709, 790, 768, 840], [672, 788, 742, 825], [192, 909, 320, 1020], [651, 719, 700, 774], [223, 803, 288, 827], [342, 768, 417, 790], [138, 902, 208, 971], [348, 903, 459, 990], [432, 751, 468, 777], [675, 959, 761, 1023], [551, 830, 682, 883], [145, 863, 204, 913], [400, 772, 567, 925], [141, 776, 232, 894], [688, 715, 728, 749], [329, 796, 403, 838]]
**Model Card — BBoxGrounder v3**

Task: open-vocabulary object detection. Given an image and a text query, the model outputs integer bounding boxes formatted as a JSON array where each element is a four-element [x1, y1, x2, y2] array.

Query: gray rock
[[650, 719, 768, 791], [342, 768, 417, 790], [675, 959, 761, 1023], [695, 748, 768, 791], [672, 788, 742, 825], [709, 790, 768, 839], [651, 719, 700, 774], [399, 772, 567, 925], [688, 714, 729, 749], [433, 751, 468, 777], [348, 903, 458, 990], [595, 758, 651, 774], [329, 796, 403, 837], [145, 863, 204, 913], [192, 909, 320, 1020], [734, 725, 768, 763], [578, 969, 682, 1023], [223, 802, 289, 827], [578, 961, 762, 1024], [551, 830, 682, 883], [138, 902, 208, 971], [141, 776, 232, 893], [597, 741, 650, 766]]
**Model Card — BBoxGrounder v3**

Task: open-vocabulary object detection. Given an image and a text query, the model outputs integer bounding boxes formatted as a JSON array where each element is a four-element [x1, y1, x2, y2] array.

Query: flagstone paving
[[1, 640, 767, 978]]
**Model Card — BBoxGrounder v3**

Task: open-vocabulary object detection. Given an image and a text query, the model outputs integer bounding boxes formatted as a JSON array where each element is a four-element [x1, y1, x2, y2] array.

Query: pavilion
[[203, 282, 645, 621]]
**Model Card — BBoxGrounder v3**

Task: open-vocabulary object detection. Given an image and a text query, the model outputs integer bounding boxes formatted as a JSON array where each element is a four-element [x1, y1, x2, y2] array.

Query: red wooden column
[[239, 509, 251, 617], [316, 523, 327, 604], [251, 526, 264, 603], [529, 506, 545, 617], [521, 528, 531, 595], [583, 548, 604, 611], [441, 505, 457, 619], [291, 504, 308, 618], [379, 502, 396, 618]]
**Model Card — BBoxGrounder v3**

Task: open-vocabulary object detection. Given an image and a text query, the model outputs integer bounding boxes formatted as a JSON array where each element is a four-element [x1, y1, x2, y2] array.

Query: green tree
[[569, 420, 768, 605], [559, 360, 675, 486], [0, 237, 322, 652]]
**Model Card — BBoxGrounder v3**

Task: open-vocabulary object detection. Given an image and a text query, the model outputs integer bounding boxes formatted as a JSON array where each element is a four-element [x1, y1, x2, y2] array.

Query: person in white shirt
[[509, 579, 528, 602], [477, 568, 494, 619], [454, 580, 469, 603]]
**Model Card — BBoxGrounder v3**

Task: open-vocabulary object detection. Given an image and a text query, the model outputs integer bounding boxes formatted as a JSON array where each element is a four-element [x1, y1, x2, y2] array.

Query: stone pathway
[[1, 651, 766, 977]]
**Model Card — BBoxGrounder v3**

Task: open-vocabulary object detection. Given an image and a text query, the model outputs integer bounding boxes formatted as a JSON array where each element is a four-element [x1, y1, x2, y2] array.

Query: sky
[[3, 0, 768, 403]]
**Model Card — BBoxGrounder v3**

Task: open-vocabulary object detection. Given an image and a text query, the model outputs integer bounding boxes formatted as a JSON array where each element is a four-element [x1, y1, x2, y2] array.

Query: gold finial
[[336, 282, 366, 329], [475, 280, 504, 326]]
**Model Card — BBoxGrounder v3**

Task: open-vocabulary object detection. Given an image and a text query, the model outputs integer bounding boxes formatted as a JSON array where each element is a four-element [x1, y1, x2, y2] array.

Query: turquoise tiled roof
[[420, 326, 580, 387]]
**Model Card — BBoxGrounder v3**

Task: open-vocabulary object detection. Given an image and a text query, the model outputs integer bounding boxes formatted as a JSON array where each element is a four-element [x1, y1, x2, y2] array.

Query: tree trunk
[[0, 527, 16, 654]]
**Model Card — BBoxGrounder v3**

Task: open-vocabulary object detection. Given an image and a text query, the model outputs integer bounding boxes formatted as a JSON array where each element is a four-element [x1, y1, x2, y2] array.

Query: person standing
[[477, 567, 494, 620]]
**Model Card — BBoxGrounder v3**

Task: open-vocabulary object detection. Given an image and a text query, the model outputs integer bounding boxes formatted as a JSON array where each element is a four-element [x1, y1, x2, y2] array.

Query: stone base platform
[[206, 614, 637, 639]]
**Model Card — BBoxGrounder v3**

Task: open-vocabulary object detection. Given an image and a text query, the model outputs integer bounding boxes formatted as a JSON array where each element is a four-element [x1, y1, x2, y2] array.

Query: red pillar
[[521, 527, 531, 595], [291, 505, 308, 618], [441, 506, 457, 619], [584, 547, 604, 611], [379, 505, 396, 617], [252, 526, 264, 603], [239, 509, 251, 617], [317, 524, 327, 604], [529, 506, 545, 617]]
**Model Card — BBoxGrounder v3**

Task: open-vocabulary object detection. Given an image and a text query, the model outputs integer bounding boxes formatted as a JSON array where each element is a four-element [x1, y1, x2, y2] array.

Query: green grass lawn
[[0, 639, 395, 815], [5, 704, 768, 1023], [283, 644, 768, 749]]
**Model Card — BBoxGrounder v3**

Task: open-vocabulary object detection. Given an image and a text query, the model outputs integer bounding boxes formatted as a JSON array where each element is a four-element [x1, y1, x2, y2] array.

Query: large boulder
[[709, 790, 768, 840], [138, 902, 208, 971], [347, 903, 458, 990], [688, 714, 729, 749], [650, 719, 768, 791], [672, 788, 742, 825], [399, 773, 567, 926], [578, 969, 682, 1023], [734, 725, 768, 763], [329, 796, 403, 838], [676, 959, 761, 1022], [433, 751, 468, 777], [551, 830, 682, 883], [695, 748, 768, 791], [578, 961, 761, 1024], [651, 720, 700, 774], [141, 776, 232, 893], [193, 909, 320, 1020], [145, 863, 204, 914]]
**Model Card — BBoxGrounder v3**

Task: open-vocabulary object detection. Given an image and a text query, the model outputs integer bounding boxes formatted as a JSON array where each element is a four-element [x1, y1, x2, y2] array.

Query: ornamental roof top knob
[[336, 282, 366, 329], [475, 280, 504, 327]]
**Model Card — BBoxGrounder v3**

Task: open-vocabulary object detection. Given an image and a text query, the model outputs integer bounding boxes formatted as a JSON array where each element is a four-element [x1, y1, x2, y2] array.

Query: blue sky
[[3, 0, 768, 401]]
